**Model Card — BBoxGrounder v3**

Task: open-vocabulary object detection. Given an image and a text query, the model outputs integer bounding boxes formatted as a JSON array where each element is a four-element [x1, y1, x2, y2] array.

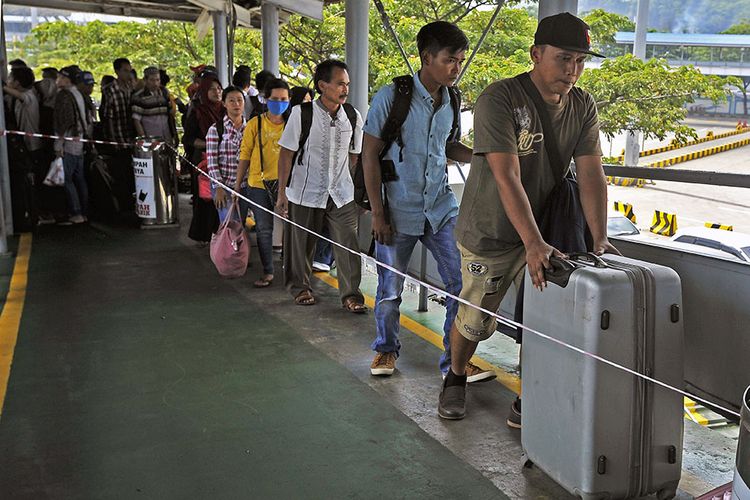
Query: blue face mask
[[267, 100, 289, 116]]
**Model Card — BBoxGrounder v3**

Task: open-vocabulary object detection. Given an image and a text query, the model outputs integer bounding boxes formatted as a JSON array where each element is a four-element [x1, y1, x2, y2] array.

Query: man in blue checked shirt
[[362, 21, 495, 387]]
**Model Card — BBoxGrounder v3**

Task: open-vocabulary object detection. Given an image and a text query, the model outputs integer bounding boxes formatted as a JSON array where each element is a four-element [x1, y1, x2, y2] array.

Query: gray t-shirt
[[455, 76, 602, 253]]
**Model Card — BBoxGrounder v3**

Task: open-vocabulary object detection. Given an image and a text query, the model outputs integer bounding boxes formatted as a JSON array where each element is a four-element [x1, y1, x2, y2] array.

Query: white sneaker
[[312, 261, 330, 272], [441, 362, 497, 384], [465, 362, 496, 383], [37, 215, 56, 226]]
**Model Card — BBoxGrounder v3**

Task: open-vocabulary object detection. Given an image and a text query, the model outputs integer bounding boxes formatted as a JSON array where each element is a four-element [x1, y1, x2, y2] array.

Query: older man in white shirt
[[276, 59, 366, 312]]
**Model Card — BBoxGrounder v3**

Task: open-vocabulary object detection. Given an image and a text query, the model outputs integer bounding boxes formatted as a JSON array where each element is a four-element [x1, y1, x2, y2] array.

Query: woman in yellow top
[[235, 78, 290, 288]]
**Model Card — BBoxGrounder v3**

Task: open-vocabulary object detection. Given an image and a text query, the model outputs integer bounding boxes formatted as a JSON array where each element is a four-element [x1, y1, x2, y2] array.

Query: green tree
[[718, 21, 750, 117], [582, 8, 634, 57], [10, 20, 262, 101], [577, 54, 732, 142], [278, 0, 534, 108], [721, 19, 750, 34], [10, 2, 737, 132]]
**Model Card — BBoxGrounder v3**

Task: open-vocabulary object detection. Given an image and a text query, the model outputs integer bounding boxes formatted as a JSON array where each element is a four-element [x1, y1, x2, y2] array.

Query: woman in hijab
[[182, 72, 223, 244]]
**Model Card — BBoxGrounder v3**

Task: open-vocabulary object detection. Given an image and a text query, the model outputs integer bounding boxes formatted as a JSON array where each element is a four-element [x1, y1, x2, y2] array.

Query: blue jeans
[[62, 153, 88, 216], [372, 217, 462, 374], [246, 186, 275, 276], [213, 184, 250, 224]]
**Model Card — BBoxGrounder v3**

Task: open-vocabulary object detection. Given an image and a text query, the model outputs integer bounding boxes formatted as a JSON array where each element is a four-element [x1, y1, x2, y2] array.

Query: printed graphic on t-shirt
[[513, 105, 543, 157]]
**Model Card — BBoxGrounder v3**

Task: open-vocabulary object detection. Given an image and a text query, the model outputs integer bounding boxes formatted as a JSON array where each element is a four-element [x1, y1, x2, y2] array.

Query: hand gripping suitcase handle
[[567, 252, 609, 268], [545, 257, 578, 288]]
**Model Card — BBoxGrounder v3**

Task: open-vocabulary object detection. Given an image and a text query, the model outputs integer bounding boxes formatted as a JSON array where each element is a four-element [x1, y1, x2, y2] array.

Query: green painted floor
[[0, 223, 507, 499]]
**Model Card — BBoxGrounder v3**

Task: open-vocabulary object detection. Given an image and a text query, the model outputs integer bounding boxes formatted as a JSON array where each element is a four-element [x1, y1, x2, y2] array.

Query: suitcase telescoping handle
[[567, 252, 609, 268]]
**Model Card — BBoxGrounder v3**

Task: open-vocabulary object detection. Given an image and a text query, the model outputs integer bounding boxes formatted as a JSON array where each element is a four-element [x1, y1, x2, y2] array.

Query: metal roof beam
[[265, 0, 323, 21], [186, 0, 257, 27], [6, 0, 200, 22]]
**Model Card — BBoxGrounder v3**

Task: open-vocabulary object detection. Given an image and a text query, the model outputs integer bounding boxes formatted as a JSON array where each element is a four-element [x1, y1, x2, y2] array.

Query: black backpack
[[352, 75, 461, 212], [288, 101, 358, 184], [248, 94, 267, 118]]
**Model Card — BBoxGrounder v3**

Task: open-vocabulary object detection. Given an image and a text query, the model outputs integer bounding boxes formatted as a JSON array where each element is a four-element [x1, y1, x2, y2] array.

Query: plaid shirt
[[206, 115, 247, 188], [102, 79, 134, 143]]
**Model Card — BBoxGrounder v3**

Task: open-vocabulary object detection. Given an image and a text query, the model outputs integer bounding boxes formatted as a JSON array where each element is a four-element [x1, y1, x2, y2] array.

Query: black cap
[[80, 71, 96, 85], [200, 65, 218, 78], [59, 65, 81, 82], [534, 12, 605, 58]]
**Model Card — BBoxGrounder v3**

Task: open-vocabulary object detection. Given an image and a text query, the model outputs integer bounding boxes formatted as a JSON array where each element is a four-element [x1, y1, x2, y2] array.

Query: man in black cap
[[438, 12, 618, 424], [54, 65, 90, 224], [77, 71, 98, 135]]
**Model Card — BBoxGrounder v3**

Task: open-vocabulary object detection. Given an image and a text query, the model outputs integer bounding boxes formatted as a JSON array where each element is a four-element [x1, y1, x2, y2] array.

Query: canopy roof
[[5, 0, 329, 26], [615, 31, 750, 49]]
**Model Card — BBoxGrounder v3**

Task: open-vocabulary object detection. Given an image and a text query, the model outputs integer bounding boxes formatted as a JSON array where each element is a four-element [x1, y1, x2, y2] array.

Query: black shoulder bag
[[510, 73, 592, 343], [515, 72, 592, 253]]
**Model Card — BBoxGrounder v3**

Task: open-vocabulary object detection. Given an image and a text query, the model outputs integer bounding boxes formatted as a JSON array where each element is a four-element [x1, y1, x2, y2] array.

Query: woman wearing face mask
[[235, 78, 290, 288]]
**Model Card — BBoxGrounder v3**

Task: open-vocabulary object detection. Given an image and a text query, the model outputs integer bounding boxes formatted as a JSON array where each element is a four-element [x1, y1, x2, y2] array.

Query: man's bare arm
[[275, 147, 295, 216], [362, 133, 393, 244], [575, 155, 620, 256]]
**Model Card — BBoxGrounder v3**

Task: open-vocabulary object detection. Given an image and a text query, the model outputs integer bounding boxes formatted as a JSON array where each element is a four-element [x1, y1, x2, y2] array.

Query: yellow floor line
[[0, 234, 32, 419], [314, 271, 521, 394], [683, 397, 710, 426]]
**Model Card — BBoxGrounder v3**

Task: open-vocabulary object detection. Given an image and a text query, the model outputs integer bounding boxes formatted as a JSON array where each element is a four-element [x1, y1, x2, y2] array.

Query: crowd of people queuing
[[4, 12, 617, 426]]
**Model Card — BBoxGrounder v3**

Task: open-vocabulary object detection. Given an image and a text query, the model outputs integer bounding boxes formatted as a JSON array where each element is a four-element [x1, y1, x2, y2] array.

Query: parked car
[[607, 212, 640, 237], [670, 226, 750, 263]]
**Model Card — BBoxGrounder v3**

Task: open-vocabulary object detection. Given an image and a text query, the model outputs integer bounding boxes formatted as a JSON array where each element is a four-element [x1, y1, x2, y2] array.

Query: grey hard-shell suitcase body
[[521, 253, 684, 500]]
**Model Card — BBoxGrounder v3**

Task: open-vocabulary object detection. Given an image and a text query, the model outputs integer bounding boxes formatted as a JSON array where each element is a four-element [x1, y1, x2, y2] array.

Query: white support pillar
[[345, 0, 369, 116], [538, 0, 578, 20], [261, 2, 280, 75], [633, 0, 649, 60], [30, 7, 40, 28], [212, 10, 229, 87], [625, 0, 650, 166], [0, 13, 12, 249]]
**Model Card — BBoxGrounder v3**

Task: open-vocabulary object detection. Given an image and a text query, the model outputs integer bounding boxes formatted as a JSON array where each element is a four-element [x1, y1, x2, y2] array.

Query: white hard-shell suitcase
[[521, 253, 684, 500]]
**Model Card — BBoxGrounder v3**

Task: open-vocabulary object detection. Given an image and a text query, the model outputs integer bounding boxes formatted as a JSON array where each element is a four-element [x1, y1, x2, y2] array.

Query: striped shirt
[[131, 87, 173, 142], [206, 115, 247, 188]]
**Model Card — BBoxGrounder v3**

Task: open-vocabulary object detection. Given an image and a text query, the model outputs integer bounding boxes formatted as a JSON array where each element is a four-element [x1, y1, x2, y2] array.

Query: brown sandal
[[343, 297, 367, 314], [294, 289, 316, 306], [253, 275, 274, 288]]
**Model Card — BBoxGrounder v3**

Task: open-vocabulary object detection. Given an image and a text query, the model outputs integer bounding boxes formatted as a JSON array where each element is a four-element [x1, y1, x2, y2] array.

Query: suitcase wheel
[[656, 488, 677, 500], [520, 453, 533, 469]]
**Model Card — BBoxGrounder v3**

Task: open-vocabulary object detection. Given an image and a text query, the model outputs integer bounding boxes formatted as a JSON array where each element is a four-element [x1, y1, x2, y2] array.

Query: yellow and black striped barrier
[[607, 176, 646, 187], [613, 201, 636, 223], [650, 210, 678, 236], [645, 136, 750, 169], [616, 125, 750, 162], [705, 222, 733, 231]]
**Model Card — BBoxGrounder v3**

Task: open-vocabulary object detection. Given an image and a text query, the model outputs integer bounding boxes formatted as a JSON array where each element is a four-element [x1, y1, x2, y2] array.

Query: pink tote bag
[[209, 201, 249, 278]]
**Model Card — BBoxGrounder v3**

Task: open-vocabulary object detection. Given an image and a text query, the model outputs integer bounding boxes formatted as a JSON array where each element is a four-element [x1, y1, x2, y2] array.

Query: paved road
[[638, 129, 750, 165], [608, 142, 750, 234], [600, 116, 741, 158]]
